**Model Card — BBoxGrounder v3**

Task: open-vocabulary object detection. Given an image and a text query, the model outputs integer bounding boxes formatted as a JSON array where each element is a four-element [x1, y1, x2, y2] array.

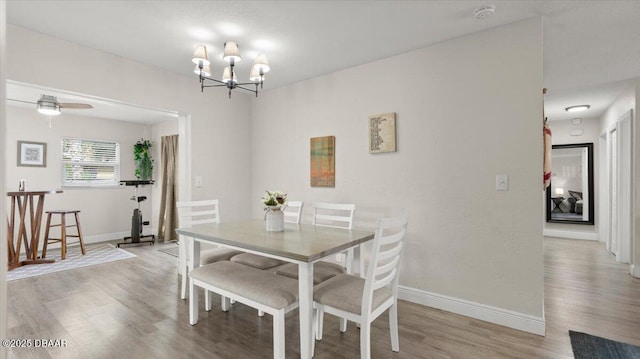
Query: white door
[[616, 111, 632, 263]]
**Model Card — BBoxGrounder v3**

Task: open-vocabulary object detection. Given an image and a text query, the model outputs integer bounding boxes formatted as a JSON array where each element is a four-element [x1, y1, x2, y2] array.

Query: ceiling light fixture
[[192, 42, 270, 98], [565, 105, 590, 112], [473, 4, 496, 19], [37, 95, 61, 116]]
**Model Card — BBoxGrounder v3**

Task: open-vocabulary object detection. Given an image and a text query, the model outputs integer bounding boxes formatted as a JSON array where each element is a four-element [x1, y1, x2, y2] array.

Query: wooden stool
[[42, 210, 86, 260]]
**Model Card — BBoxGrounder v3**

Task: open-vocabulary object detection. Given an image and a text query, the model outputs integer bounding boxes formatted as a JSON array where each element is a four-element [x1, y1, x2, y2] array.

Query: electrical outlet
[[195, 176, 203, 188]]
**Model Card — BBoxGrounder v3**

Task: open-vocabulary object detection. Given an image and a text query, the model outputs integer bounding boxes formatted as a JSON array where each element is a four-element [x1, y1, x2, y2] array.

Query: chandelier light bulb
[[192, 44, 210, 66], [253, 53, 270, 73], [223, 41, 242, 63]]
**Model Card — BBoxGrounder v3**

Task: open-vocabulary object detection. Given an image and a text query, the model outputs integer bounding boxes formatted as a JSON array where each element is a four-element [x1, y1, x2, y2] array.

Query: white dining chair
[[312, 214, 408, 359], [283, 201, 304, 224], [276, 202, 356, 284], [176, 200, 243, 303]]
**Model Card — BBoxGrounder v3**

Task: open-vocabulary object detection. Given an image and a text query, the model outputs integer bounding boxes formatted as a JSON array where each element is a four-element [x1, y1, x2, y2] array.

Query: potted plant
[[262, 190, 287, 232], [134, 139, 153, 180]]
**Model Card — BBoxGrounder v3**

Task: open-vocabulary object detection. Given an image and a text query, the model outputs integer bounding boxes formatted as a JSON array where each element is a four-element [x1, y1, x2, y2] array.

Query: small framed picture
[[17, 141, 47, 167], [369, 112, 396, 153]]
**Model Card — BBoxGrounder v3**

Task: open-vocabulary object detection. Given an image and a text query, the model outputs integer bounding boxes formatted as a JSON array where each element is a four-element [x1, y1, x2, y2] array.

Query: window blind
[[62, 137, 120, 186]]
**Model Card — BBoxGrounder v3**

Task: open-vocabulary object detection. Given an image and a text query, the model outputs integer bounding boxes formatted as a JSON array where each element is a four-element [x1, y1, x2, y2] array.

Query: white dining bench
[[189, 261, 299, 359]]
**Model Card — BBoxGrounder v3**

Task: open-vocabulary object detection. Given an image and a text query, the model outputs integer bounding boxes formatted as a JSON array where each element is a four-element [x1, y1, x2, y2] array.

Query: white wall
[[7, 25, 253, 224], [544, 117, 601, 238], [5, 106, 154, 244], [250, 19, 544, 332]]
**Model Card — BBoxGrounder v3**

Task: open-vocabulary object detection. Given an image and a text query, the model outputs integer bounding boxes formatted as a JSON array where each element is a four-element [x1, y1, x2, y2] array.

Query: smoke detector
[[473, 4, 496, 19]]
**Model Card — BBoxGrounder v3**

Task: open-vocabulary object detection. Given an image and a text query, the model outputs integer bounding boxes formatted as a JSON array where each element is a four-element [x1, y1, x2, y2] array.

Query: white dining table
[[176, 219, 375, 359]]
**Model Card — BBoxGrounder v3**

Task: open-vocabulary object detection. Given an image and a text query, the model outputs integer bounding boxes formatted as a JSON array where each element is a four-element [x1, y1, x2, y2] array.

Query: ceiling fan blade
[[59, 103, 93, 109], [7, 98, 37, 105]]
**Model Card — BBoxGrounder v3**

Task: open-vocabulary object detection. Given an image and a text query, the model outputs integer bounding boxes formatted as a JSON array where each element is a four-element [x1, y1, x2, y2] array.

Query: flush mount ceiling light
[[473, 4, 496, 19], [192, 42, 270, 98], [565, 105, 590, 112], [37, 95, 61, 115]]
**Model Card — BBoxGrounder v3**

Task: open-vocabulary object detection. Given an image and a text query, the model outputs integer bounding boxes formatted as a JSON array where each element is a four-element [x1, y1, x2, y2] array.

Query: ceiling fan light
[[194, 64, 211, 77], [37, 102, 61, 116], [223, 41, 242, 62], [565, 105, 590, 112], [253, 53, 270, 73], [222, 66, 238, 83], [192, 45, 211, 66]]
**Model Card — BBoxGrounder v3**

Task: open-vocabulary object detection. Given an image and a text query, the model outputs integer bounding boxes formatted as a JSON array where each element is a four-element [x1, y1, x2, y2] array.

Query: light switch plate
[[496, 174, 509, 191], [195, 176, 203, 188]]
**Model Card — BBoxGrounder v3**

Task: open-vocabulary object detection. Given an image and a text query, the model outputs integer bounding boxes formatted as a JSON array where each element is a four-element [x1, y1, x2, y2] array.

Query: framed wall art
[[17, 141, 47, 167], [310, 136, 335, 187], [369, 112, 396, 153]]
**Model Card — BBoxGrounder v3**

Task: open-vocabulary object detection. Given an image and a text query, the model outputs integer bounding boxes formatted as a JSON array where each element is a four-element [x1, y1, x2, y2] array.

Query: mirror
[[546, 143, 594, 225]]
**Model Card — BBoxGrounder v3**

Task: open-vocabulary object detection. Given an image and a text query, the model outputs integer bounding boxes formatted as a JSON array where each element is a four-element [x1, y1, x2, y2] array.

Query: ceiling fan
[[8, 94, 93, 115]]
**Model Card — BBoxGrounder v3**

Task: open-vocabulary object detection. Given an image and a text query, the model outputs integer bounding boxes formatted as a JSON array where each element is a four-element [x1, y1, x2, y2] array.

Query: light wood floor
[[6, 237, 640, 358]]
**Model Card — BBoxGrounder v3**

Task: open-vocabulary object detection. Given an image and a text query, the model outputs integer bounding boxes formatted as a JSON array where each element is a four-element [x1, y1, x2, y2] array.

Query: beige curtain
[[157, 135, 179, 242]]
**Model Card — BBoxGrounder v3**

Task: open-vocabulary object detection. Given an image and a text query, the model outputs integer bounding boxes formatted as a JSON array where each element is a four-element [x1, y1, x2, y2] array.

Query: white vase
[[265, 207, 284, 232]]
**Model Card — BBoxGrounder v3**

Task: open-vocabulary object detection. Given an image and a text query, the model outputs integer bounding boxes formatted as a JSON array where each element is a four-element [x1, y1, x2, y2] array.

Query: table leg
[[299, 262, 313, 359], [31, 194, 46, 260], [15, 195, 28, 260], [189, 239, 200, 325]]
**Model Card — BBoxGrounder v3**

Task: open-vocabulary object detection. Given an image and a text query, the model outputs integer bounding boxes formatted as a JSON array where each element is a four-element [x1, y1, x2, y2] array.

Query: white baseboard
[[543, 229, 598, 241], [631, 264, 640, 278], [398, 285, 545, 336]]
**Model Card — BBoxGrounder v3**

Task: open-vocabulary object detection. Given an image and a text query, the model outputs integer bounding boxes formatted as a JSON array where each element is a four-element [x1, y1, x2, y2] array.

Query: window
[[62, 137, 120, 187]]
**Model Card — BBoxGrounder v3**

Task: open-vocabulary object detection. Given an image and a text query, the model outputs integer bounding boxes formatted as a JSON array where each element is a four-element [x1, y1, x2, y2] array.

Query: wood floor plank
[[6, 237, 640, 358]]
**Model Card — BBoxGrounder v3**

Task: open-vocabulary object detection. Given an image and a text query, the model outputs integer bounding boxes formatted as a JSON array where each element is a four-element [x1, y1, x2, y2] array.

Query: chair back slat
[[176, 199, 220, 227], [283, 201, 303, 224], [361, 214, 408, 315], [311, 202, 355, 229], [373, 268, 397, 291]]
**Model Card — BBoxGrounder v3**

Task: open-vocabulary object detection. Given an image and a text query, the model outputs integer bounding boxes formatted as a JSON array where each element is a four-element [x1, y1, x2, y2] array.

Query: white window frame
[[61, 137, 121, 188]]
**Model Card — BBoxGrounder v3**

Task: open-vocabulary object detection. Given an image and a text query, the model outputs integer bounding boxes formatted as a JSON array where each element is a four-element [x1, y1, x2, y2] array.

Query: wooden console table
[[6, 190, 62, 271]]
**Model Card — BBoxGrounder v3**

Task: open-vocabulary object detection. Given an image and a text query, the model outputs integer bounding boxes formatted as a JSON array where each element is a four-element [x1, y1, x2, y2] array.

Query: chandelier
[[192, 42, 270, 98]]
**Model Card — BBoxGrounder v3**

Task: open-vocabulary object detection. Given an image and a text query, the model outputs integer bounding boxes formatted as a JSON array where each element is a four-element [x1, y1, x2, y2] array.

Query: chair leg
[[360, 322, 371, 359], [42, 213, 52, 258], [346, 248, 354, 273], [179, 238, 191, 300], [205, 289, 212, 311], [221, 296, 230, 312], [180, 268, 188, 300], [340, 318, 347, 332], [273, 311, 285, 359], [316, 307, 324, 340], [60, 214, 67, 260], [390, 301, 399, 352], [74, 212, 86, 255]]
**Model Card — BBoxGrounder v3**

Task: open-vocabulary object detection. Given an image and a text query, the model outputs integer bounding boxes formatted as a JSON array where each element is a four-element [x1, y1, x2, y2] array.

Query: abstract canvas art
[[310, 136, 335, 187]]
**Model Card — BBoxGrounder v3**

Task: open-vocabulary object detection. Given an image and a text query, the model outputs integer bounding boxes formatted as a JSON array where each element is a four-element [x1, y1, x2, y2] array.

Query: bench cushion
[[276, 261, 345, 284], [201, 247, 244, 264], [313, 273, 392, 315], [190, 261, 299, 309], [230, 253, 286, 270]]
